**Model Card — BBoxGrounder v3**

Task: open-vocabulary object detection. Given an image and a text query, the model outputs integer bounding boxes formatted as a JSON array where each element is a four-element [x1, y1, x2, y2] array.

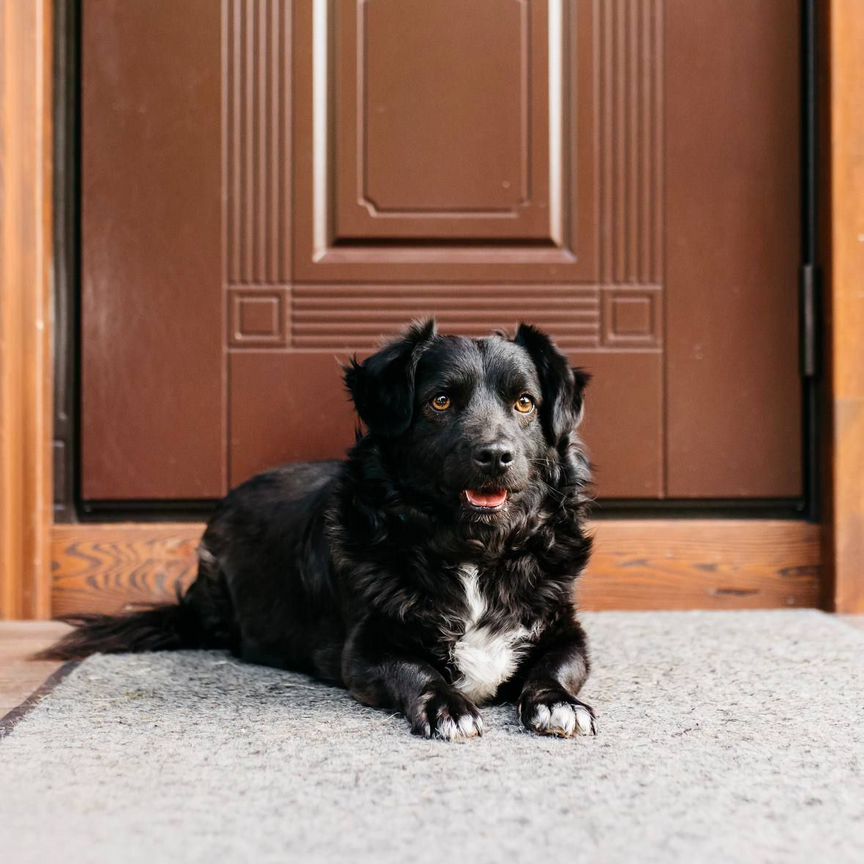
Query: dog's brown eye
[[430, 394, 451, 412], [514, 394, 535, 414]]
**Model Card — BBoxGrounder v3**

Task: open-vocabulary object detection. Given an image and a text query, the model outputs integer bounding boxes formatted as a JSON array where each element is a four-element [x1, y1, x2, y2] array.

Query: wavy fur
[[42, 322, 597, 739]]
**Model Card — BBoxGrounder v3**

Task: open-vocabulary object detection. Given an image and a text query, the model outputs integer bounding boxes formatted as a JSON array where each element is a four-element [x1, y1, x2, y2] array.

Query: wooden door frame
[[823, 0, 864, 613], [2, 0, 862, 618], [0, 0, 54, 619]]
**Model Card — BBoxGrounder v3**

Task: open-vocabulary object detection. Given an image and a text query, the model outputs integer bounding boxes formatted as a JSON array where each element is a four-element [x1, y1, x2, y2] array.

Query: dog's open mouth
[[463, 488, 509, 510]]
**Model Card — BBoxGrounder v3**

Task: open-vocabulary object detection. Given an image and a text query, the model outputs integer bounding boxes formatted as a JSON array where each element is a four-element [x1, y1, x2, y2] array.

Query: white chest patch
[[450, 565, 531, 704]]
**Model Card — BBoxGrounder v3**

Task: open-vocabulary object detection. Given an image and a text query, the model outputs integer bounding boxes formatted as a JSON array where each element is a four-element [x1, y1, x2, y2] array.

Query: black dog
[[44, 321, 596, 740]]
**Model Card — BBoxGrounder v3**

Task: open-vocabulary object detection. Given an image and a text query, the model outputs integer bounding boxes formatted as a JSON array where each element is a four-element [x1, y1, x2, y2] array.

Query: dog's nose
[[473, 443, 515, 471]]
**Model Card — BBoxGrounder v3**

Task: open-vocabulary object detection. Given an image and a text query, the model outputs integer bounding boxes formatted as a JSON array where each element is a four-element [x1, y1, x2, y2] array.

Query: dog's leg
[[517, 615, 596, 737], [342, 621, 483, 741]]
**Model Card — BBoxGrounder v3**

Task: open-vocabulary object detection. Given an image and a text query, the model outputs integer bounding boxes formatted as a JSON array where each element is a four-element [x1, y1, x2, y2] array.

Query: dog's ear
[[514, 323, 590, 446], [344, 319, 438, 437]]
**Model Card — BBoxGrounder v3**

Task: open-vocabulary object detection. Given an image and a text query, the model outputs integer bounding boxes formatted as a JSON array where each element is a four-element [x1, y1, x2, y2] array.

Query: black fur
[[42, 321, 597, 740]]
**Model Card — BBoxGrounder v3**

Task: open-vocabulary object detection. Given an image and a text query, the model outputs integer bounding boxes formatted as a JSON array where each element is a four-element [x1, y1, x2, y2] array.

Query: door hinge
[[800, 263, 819, 379]]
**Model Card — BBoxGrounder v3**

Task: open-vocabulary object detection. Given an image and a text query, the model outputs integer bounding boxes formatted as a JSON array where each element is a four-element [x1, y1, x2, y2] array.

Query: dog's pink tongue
[[465, 488, 508, 508]]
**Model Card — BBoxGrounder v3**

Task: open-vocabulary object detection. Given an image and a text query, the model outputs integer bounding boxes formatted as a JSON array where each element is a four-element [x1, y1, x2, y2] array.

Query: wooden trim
[[0, 0, 54, 619], [581, 520, 821, 610], [51, 520, 822, 616], [826, 1, 864, 612], [51, 524, 202, 617]]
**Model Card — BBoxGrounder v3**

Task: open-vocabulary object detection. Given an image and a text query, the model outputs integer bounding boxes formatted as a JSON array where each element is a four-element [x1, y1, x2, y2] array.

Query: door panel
[[81, 0, 802, 504], [292, 0, 597, 281], [230, 352, 358, 484], [81, 0, 224, 500], [338, 0, 551, 239], [229, 348, 664, 498], [665, 0, 802, 497]]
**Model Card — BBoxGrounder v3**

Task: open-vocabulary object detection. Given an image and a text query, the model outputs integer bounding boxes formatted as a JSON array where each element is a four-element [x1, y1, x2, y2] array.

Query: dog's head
[[345, 320, 589, 521]]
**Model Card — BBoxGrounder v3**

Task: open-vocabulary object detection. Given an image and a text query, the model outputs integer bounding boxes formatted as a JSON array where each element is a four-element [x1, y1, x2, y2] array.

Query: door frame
[[2, 0, 862, 617], [0, 0, 54, 619], [822, 0, 864, 613]]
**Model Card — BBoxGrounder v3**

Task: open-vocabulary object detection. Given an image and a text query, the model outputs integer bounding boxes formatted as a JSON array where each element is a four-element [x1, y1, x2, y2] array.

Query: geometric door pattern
[[82, 0, 801, 502]]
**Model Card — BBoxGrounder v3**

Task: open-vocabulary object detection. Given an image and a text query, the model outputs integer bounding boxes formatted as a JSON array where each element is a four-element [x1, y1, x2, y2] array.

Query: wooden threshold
[[51, 520, 822, 616]]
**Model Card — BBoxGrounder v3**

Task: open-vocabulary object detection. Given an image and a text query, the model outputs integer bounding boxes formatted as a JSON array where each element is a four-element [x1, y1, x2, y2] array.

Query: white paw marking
[[530, 702, 595, 737], [435, 711, 484, 742]]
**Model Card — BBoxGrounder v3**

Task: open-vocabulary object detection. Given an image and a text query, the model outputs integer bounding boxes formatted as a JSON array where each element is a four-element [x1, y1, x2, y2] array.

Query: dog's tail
[[34, 601, 199, 661], [36, 541, 237, 662]]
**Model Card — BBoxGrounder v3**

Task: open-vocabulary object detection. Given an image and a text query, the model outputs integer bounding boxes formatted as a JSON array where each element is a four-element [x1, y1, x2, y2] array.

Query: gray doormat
[[1, 611, 863, 863]]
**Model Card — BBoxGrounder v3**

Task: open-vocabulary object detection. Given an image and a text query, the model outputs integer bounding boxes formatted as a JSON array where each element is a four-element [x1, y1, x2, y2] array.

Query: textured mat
[[1, 611, 863, 863]]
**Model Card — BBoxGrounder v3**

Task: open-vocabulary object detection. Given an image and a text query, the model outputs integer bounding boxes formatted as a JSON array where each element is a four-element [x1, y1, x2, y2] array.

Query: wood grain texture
[[51, 525, 204, 618], [826, 1, 864, 613], [0, 0, 53, 619], [51, 520, 822, 616], [581, 520, 821, 610]]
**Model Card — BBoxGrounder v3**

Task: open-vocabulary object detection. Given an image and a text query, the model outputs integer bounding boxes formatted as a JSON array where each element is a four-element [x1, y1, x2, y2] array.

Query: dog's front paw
[[410, 687, 483, 741], [519, 686, 596, 738]]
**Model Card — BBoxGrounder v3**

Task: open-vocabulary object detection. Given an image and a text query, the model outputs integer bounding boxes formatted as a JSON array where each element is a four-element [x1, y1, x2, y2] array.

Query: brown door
[[81, 0, 802, 503]]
